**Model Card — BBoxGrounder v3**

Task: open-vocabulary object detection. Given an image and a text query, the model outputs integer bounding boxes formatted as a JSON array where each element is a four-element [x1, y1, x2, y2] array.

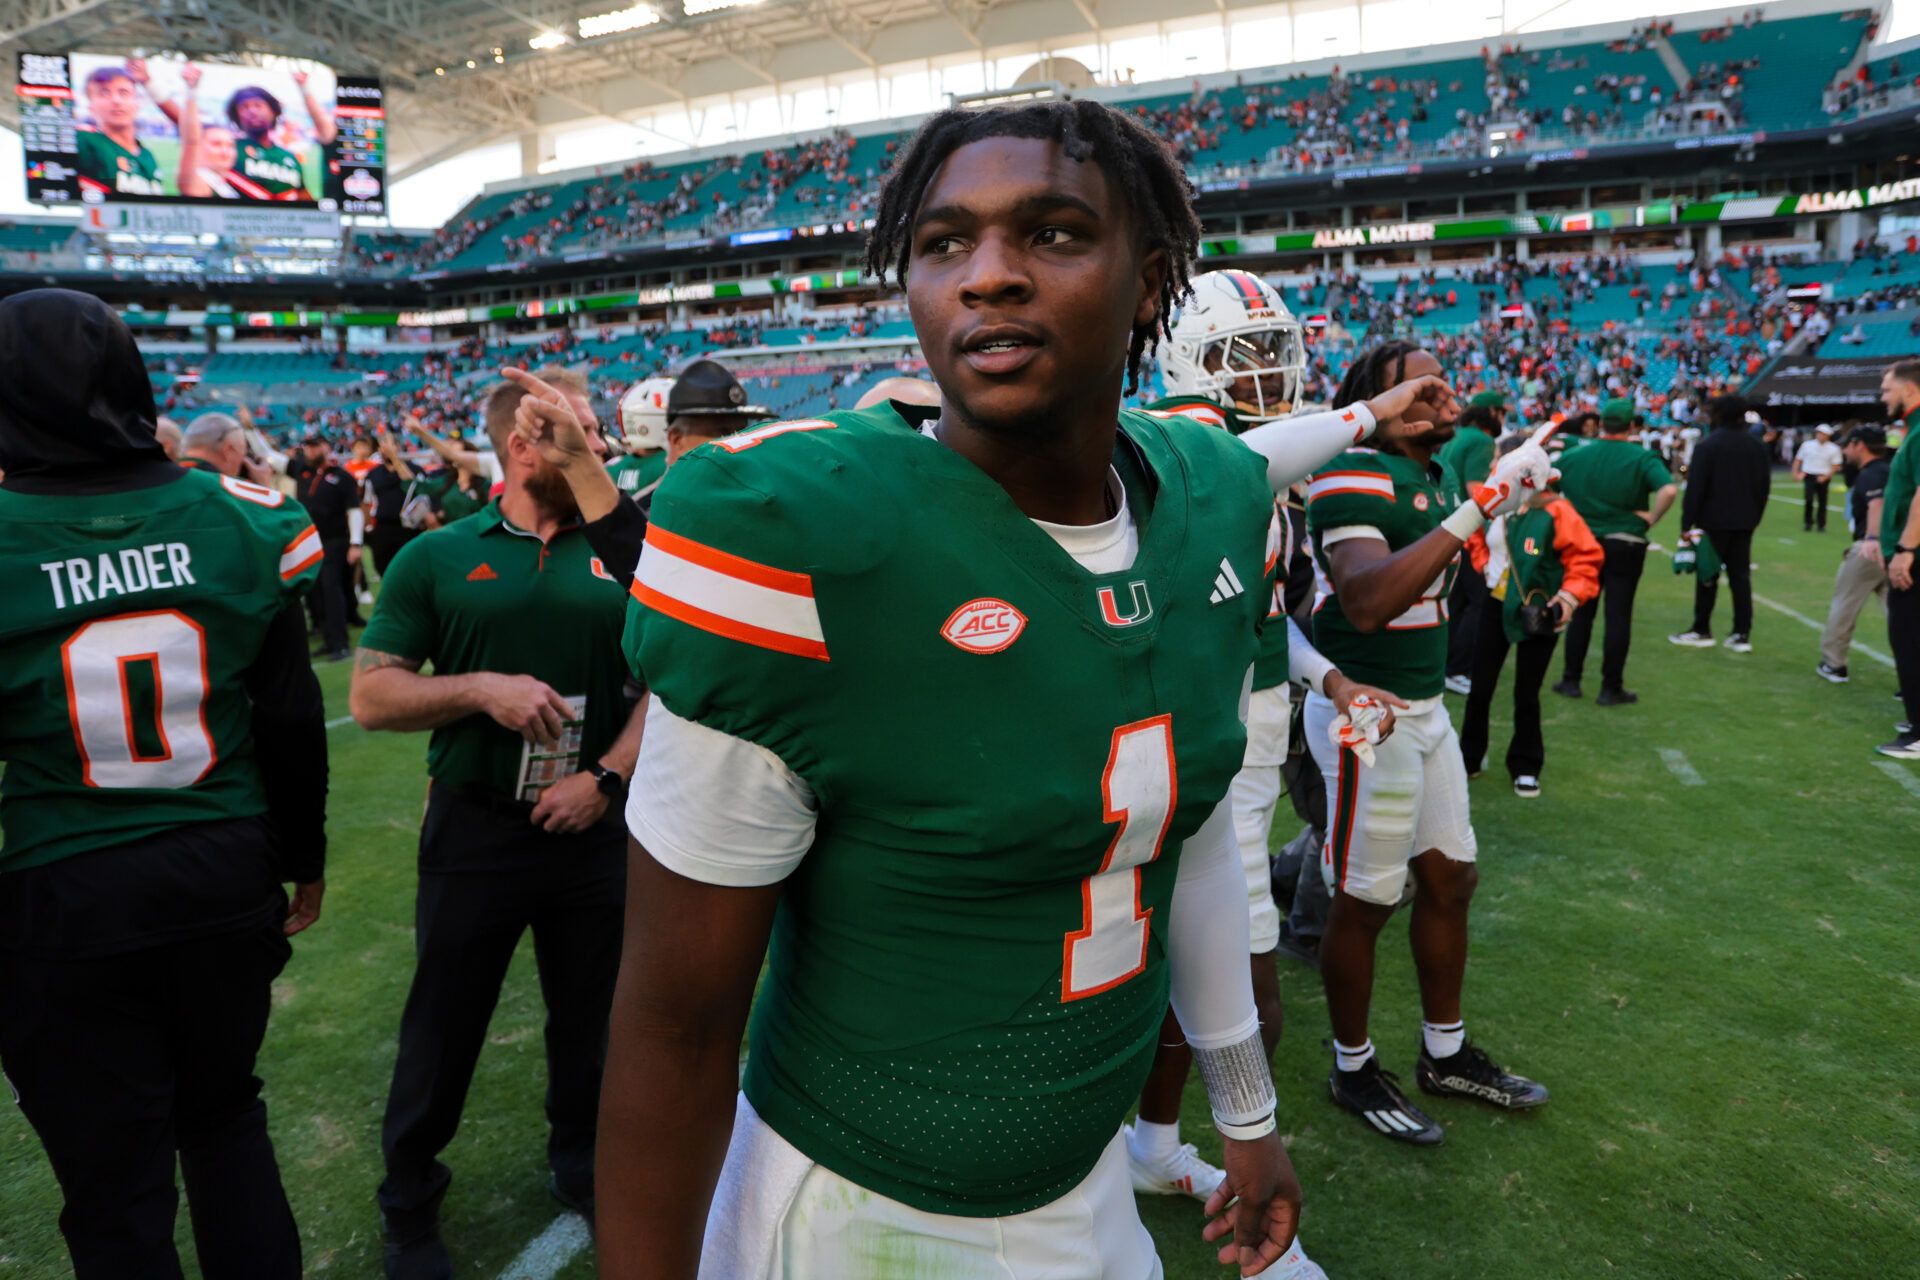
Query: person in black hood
[[0, 289, 327, 1280], [1671, 394, 1772, 652]]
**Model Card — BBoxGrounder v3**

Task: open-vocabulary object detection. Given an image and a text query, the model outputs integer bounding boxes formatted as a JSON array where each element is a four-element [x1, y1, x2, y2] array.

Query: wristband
[[1441, 499, 1487, 541], [1218, 1112, 1278, 1141], [1194, 1030, 1278, 1131], [1898, 546, 1916, 557]]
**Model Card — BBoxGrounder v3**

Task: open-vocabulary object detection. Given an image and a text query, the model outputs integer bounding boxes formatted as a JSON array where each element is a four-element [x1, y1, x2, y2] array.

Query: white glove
[[1328, 692, 1389, 767], [1471, 434, 1556, 519]]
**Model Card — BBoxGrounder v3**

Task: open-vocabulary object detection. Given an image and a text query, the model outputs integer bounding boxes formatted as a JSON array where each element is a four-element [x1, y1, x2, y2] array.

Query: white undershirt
[[626, 447, 1258, 1051]]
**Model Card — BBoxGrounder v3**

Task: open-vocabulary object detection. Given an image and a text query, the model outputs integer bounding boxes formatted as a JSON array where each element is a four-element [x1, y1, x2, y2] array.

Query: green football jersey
[[627, 405, 1271, 1216], [606, 449, 666, 498], [0, 470, 322, 872], [232, 139, 309, 199], [1145, 394, 1290, 689], [75, 127, 163, 197], [1305, 447, 1461, 699]]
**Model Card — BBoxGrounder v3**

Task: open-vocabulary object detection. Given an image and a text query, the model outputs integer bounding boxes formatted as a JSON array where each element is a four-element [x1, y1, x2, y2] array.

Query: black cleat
[[1328, 1057, 1444, 1145], [1416, 1040, 1550, 1110], [383, 1222, 451, 1280], [1551, 679, 1583, 699], [1595, 686, 1638, 707], [549, 1173, 595, 1232]]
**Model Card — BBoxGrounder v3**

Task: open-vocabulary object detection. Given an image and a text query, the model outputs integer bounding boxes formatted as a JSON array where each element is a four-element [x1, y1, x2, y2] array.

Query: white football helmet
[[1160, 270, 1307, 425], [618, 377, 674, 451]]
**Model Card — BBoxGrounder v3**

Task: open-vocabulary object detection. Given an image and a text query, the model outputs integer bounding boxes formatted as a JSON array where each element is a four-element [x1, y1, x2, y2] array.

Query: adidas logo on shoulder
[[1209, 558, 1245, 605]]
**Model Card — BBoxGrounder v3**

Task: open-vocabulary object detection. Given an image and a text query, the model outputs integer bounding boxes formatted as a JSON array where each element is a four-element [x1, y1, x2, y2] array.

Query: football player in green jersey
[[0, 290, 327, 1279], [581, 99, 1316, 1280], [1128, 271, 1429, 1235], [607, 376, 673, 501], [224, 86, 314, 200], [1303, 339, 1555, 1148], [76, 64, 164, 198]]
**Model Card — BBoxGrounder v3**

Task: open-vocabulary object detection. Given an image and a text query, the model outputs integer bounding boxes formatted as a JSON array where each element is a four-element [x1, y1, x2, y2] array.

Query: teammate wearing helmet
[[607, 377, 673, 502], [1121, 270, 1451, 1244]]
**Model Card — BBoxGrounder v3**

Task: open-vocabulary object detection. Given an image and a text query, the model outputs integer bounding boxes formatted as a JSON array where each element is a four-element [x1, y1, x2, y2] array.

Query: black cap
[[667, 358, 773, 420], [302, 433, 328, 447], [1846, 423, 1888, 449]]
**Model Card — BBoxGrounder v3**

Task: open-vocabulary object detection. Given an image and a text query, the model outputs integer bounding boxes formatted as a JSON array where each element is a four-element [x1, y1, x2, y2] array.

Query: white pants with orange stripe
[[1303, 693, 1477, 906], [701, 1093, 1161, 1280], [1229, 683, 1292, 952]]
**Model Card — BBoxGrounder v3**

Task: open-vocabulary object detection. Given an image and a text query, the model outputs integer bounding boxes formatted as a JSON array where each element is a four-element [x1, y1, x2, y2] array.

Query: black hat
[[667, 358, 773, 421], [1846, 423, 1888, 449]]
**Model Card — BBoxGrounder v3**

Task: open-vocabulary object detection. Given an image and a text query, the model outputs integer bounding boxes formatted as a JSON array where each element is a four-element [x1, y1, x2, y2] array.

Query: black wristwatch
[[586, 762, 625, 799], [1897, 546, 1917, 558]]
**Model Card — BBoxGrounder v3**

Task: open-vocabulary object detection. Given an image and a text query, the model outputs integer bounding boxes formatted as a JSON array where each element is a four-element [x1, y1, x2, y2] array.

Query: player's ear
[[1134, 247, 1166, 334]]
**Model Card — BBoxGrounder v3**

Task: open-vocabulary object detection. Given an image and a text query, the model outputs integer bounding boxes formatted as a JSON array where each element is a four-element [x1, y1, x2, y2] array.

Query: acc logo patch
[[1413, 492, 1431, 512], [942, 597, 1027, 654]]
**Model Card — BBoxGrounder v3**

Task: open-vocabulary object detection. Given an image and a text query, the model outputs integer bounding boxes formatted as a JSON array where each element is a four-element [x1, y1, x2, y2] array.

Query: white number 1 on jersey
[[1063, 715, 1178, 1001]]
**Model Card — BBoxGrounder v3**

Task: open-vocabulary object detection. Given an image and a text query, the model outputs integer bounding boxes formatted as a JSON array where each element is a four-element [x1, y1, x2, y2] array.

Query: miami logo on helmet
[[1220, 270, 1275, 317]]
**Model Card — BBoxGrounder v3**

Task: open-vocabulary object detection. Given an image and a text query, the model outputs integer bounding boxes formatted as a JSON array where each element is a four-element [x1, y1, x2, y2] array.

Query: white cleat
[[1250, 1236, 1332, 1279], [1123, 1123, 1226, 1200], [1668, 630, 1715, 648], [1443, 674, 1472, 696]]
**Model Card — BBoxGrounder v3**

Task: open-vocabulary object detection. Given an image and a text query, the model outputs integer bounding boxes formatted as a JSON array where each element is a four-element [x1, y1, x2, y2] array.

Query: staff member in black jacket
[[296, 435, 361, 661], [1670, 396, 1772, 653], [363, 426, 416, 575]]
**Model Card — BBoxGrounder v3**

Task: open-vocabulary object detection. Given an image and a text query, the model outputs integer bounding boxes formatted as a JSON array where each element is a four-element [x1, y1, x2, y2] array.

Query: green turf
[[2, 481, 1916, 1278]]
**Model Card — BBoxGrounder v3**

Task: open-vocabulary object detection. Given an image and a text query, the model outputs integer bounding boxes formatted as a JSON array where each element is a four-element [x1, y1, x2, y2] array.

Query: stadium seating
[[1679, 10, 1870, 130], [1817, 307, 1920, 357], [1496, 37, 1672, 126]]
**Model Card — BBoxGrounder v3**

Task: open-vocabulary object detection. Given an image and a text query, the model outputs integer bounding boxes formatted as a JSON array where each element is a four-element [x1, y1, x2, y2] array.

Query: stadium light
[[529, 30, 569, 49], [683, 0, 764, 15], [578, 3, 663, 37]]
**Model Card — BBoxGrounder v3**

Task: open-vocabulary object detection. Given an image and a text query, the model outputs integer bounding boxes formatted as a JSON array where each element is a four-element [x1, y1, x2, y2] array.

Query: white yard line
[[325, 714, 357, 729], [1657, 748, 1706, 786], [497, 1213, 591, 1280], [1751, 594, 1895, 669], [1875, 761, 1920, 800]]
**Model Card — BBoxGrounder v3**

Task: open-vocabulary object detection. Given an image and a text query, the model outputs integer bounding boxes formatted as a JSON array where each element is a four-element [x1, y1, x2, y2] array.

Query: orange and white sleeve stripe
[[630, 523, 829, 661], [280, 525, 323, 579]]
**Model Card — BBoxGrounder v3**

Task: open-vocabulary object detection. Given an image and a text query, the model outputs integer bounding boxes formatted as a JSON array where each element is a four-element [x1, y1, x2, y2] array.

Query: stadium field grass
[[2, 480, 1916, 1279]]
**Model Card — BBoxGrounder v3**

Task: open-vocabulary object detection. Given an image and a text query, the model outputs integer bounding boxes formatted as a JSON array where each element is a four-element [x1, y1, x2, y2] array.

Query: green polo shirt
[[1882, 408, 1920, 559], [358, 500, 632, 797], [1436, 425, 1495, 498], [1556, 436, 1673, 540]]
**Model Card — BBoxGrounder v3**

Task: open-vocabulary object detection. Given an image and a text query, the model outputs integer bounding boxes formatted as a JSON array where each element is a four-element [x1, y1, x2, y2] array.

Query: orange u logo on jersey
[[1097, 581, 1153, 627]]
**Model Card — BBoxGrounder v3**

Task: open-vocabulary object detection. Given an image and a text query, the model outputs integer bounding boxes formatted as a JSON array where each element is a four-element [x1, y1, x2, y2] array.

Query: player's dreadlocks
[[1333, 338, 1424, 454], [864, 99, 1202, 395]]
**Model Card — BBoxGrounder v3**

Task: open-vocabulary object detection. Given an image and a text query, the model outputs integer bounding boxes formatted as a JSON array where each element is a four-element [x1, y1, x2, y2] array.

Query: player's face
[[1882, 371, 1919, 418], [87, 77, 139, 131], [236, 98, 275, 136], [203, 127, 238, 170], [1380, 350, 1455, 447], [907, 136, 1162, 436], [1202, 341, 1293, 417]]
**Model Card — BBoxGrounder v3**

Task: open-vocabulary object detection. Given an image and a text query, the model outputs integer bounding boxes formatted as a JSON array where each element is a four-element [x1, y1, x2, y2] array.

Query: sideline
[[1657, 748, 1705, 786], [498, 1213, 592, 1280]]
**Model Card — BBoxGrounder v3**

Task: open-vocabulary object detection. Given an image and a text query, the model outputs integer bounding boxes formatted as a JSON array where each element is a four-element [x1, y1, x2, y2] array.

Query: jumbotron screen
[[17, 52, 385, 213]]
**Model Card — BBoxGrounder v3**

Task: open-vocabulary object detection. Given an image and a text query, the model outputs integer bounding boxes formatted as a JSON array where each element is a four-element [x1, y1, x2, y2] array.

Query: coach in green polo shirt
[[1878, 359, 1920, 759], [1440, 390, 1507, 692], [1552, 396, 1677, 706], [348, 364, 642, 1274]]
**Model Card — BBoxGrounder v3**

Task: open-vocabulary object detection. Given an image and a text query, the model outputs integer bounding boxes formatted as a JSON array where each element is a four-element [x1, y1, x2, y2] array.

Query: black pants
[[379, 785, 627, 1225], [1561, 537, 1647, 691], [1889, 580, 1920, 731], [1460, 600, 1560, 779], [1803, 476, 1832, 530], [368, 523, 415, 576], [1445, 565, 1488, 680], [1692, 528, 1755, 636], [308, 538, 350, 653], [0, 924, 299, 1280]]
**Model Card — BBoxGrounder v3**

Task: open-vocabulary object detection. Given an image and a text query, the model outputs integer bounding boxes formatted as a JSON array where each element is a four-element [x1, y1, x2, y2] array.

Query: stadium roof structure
[[0, 0, 1897, 184]]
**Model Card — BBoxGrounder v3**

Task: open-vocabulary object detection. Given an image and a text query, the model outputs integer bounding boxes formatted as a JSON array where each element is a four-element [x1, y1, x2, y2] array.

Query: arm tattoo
[[354, 647, 422, 674]]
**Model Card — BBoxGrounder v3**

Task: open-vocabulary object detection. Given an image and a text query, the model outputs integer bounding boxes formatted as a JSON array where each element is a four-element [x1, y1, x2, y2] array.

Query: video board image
[[18, 52, 385, 213]]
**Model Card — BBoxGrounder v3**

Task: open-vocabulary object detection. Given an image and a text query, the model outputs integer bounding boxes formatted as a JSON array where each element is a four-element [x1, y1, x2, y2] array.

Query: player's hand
[[1202, 1130, 1302, 1278], [477, 672, 576, 746], [1326, 670, 1406, 743], [529, 770, 610, 834], [1891, 550, 1915, 592], [500, 366, 597, 472], [241, 455, 275, 486], [1472, 423, 1557, 519], [292, 68, 309, 87], [284, 879, 325, 936], [126, 57, 149, 84], [1364, 373, 1457, 443], [181, 63, 202, 90]]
